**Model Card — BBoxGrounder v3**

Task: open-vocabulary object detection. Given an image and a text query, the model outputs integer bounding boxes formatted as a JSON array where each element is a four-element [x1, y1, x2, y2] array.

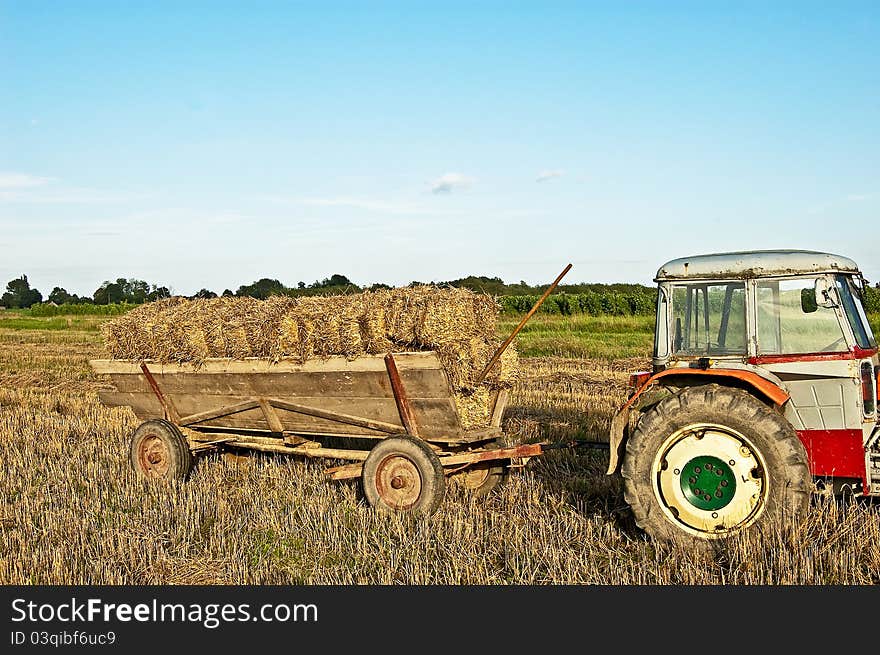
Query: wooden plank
[[259, 398, 285, 434], [178, 400, 261, 427], [219, 434, 320, 448], [227, 441, 370, 460], [490, 389, 509, 428], [436, 443, 544, 467], [458, 427, 504, 442], [98, 391, 462, 438], [104, 368, 452, 399], [270, 397, 405, 434], [89, 352, 443, 375], [97, 391, 163, 419], [325, 462, 364, 481]]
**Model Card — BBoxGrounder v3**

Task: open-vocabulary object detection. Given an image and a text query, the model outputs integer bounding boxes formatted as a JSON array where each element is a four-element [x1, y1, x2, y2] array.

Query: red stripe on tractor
[[796, 429, 866, 486], [749, 347, 878, 365]]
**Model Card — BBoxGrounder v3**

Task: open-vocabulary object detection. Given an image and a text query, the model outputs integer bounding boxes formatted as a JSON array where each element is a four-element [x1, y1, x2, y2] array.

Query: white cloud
[[536, 169, 564, 183], [430, 172, 474, 194], [847, 193, 872, 201], [0, 172, 51, 189]]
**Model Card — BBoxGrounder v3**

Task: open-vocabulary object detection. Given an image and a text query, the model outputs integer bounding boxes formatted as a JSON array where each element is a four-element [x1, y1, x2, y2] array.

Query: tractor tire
[[621, 383, 811, 548], [129, 419, 193, 482], [362, 436, 446, 515]]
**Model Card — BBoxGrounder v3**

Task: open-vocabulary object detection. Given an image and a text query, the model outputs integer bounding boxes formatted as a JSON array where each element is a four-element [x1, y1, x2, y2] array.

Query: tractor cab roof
[[655, 250, 860, 282]]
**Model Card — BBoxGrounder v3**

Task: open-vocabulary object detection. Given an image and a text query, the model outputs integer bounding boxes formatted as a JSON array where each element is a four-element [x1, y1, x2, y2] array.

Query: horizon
[[3, 268, 659, 301], [2, 2, 878, 295]]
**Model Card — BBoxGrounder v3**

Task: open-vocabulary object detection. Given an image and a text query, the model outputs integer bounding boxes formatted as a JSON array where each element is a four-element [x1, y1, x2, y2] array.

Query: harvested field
[[2, 312, 879, 585]]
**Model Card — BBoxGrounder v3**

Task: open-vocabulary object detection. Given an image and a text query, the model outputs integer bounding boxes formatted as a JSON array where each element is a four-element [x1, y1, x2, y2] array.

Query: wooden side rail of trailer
[[90, 352, 543, 514]]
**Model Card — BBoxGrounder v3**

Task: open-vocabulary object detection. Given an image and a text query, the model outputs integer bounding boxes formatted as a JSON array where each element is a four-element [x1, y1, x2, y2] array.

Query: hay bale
[[454, 388, 493, 431], [102, 286, 518, 428], [278, 295, 364, 362]]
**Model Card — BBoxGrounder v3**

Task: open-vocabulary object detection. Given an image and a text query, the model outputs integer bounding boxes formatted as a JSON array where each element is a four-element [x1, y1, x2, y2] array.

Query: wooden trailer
[[89, 352, 543, 514]]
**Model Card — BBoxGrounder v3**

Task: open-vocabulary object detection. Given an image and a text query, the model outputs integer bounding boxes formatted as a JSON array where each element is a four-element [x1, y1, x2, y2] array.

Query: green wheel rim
[[679, 455, 736, 511]]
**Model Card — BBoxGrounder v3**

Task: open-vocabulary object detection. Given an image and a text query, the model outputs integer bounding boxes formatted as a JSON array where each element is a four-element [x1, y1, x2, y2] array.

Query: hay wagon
[[89, 352, 543, 513]]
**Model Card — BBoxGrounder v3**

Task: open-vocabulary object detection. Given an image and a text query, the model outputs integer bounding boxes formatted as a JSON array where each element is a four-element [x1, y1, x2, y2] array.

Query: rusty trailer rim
[[137, 433, 171, 478], [374, 454, 423, 510]]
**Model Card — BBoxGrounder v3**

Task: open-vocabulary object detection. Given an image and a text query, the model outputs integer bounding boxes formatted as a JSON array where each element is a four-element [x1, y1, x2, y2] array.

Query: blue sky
[[1, 1, 878, 297]]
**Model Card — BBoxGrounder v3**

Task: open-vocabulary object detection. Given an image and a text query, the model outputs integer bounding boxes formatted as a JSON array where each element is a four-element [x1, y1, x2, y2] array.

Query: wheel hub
[[375, 455, 422, 510], [137, 434, 169, 478], [679, 455, 736, 511], [653, 424, 767, 537]]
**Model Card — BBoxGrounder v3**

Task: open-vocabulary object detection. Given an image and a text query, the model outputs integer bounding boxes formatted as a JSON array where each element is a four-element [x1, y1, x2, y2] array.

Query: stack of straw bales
[[101, 287, 518, 430]]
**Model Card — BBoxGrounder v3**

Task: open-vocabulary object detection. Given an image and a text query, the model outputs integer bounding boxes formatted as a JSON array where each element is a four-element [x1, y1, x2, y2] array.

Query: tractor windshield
[[670, 281, 747, 356], [836, 275, 877, 350]]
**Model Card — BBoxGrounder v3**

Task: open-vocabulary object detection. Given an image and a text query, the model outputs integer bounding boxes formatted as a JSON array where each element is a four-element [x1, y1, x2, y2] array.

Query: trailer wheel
[[129, 419, 193, 481], [362, 436, 446, 515], [621, 384, 810, 548], [453, 464, 508, 498]]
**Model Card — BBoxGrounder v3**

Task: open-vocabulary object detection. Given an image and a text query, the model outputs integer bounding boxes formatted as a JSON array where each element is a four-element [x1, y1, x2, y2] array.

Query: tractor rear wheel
[[621, 384, 810, 548]]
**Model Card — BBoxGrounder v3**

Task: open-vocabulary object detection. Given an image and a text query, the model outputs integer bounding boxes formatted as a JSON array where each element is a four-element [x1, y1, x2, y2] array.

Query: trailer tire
[[451, 438, 510, 498], [362, 436, 446, 515], [130, 419, 193, 482], [453, 463, 509, 498], [621, 384, 810, 548]]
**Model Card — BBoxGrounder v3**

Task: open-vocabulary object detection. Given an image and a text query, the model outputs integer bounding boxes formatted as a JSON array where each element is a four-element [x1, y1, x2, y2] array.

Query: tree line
[[3, 272, 879, 314], [1, 272, 661, 309]]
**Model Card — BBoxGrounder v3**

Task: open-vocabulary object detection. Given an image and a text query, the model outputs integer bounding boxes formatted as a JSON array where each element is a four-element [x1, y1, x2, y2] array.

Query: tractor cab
[[610, 250, 879, 548], [652, 250, 876, 372]]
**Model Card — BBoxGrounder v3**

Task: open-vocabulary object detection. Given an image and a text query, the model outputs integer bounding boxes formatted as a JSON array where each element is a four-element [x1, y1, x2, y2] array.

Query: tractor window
[[671, 282, 747, 355], [836, 276, 876, 350], [756, 278, 847, 354]]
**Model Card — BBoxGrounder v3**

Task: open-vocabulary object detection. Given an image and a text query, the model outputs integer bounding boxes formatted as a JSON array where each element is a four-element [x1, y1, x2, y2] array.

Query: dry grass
[[1, 320, 879, 584]]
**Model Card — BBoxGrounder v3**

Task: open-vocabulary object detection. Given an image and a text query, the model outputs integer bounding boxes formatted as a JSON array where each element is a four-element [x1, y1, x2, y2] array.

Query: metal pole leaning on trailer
[[473, 263, 573, 387]]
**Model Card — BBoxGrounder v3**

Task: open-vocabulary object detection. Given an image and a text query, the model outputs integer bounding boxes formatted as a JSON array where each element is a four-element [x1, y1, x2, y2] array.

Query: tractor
[[608, 250, 879, 546]]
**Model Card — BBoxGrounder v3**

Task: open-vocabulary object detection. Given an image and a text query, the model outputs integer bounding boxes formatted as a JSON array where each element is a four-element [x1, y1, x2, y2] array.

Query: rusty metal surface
[[655, 250, 860, 281], [374, 454, 423, 510], [384, 354, 420, 437], [325, 442, 544, 481], [139, 362, 180, 423], [135, 432, 170, 478]]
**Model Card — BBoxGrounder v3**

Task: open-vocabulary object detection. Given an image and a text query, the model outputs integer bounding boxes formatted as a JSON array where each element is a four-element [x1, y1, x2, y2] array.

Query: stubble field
[[1, 311, 878, 584]]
